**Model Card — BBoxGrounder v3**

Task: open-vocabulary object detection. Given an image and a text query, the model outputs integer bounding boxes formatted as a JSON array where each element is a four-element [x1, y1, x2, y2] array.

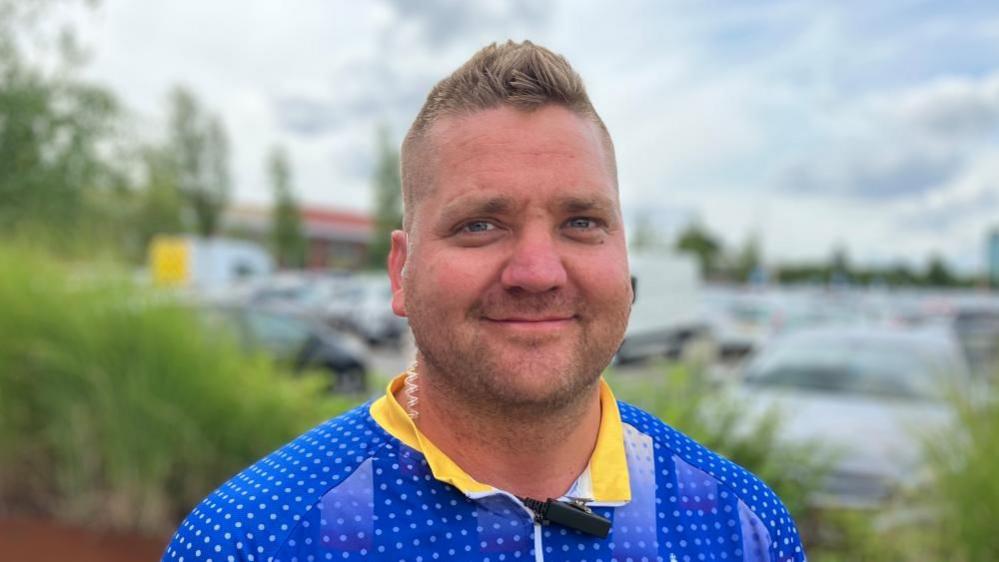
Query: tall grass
[[0, 243, 357, 535], [924, 386, 999, 561]]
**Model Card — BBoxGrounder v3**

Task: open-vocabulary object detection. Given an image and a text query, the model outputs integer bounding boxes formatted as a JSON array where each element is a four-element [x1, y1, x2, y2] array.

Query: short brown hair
[[400, 40, 616, 230]]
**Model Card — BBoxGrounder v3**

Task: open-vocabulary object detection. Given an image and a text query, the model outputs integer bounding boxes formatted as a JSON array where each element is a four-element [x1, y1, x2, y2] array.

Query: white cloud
[[63, 0, 999, 272], [889, 73, 999, 139]]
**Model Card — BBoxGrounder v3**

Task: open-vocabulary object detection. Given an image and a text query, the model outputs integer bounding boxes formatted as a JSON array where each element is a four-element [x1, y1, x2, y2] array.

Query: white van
[[617, 251, 705, 363]]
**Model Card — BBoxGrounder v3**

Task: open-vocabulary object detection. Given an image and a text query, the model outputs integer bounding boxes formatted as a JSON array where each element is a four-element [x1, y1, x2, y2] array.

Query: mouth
[[482, 315, 577, 331]]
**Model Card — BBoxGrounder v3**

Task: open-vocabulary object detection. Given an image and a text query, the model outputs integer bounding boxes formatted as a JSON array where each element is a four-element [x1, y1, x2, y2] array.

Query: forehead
[[419, 105, 617, 214], [431, 105, 611, 177]]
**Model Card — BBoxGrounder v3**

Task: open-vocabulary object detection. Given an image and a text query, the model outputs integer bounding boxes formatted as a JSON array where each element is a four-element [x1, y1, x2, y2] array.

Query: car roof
[[768, 324, 960, 351]]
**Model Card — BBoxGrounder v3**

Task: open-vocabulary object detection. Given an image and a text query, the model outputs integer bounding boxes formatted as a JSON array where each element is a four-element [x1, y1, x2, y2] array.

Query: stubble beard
[[406, 287, 630, 420]]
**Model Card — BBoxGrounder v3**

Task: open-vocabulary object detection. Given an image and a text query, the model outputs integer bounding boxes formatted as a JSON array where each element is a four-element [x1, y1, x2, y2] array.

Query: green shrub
[[924, 386, 999, 561], [0, 243, 358, 534]]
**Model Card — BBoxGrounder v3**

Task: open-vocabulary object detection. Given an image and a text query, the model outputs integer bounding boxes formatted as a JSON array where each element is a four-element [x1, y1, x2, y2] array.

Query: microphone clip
[[519, 496, 612, 539]]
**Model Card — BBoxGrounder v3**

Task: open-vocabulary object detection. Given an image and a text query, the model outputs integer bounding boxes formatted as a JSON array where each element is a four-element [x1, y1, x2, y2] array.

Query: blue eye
[[462, 221, 495, 233], [566, 218, 597, 229]]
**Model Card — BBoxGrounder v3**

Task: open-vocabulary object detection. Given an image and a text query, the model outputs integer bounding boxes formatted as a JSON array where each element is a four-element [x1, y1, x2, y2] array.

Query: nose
[[500, 228, 568, 293]]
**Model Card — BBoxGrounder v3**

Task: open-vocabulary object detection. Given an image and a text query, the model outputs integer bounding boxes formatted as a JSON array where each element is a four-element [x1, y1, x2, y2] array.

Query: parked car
[[704, 289, 865, 363], [322, 275, 408, 347], [203, 304, 369, 394], [732, 325, 973, 509], [247, 272, 319, 308], [951, 306, 999, 381], [245, 271, 352, 315], [701, 290, 785, 361]]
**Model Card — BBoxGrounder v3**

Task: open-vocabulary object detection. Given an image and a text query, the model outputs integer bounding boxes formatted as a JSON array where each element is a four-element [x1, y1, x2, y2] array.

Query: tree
[[368, 126, 402, 269], [830, 243, 851, 284], [674, 222, 722, 278], [925, 254, 956, 287], [0, 0, 120, 239], [268, 146, 306, 268], [132, 145, 185, 254], [166, 86, 231, 237]]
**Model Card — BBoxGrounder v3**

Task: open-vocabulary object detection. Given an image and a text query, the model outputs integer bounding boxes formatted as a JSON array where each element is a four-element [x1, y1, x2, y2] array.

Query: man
[[163, 41, 806, 562]]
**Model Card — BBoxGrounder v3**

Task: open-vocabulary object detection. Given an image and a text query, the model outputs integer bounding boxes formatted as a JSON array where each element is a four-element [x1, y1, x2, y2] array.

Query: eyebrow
[[556, 196, 616, 216], [437, 195, 518, 227]]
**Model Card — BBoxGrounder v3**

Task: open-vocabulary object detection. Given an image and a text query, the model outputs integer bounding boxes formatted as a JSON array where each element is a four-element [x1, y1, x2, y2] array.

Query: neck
[[403, 365, 603, 500]]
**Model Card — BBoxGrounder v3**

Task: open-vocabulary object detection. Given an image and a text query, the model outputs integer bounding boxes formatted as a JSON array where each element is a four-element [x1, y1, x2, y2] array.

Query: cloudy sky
[[64, 0, 999, 272]]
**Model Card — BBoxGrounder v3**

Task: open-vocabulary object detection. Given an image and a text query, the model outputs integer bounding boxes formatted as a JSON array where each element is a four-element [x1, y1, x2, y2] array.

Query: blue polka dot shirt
[[162, 377, 806, 562]]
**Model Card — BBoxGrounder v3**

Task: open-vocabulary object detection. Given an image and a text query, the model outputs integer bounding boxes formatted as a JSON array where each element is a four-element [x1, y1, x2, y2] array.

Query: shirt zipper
[[533, 521, 544, 562]]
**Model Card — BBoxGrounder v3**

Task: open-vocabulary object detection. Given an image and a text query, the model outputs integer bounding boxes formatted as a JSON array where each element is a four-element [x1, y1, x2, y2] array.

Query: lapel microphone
[[519, 496, 612, 538]]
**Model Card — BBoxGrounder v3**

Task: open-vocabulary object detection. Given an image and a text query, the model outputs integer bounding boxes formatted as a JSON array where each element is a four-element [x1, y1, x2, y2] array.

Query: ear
[[388, 230, 409, 317]]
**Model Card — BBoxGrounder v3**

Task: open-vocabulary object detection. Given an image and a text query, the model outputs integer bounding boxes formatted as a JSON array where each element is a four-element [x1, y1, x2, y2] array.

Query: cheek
[[411, 252, 498, 305], [573, 253, 632, 303]]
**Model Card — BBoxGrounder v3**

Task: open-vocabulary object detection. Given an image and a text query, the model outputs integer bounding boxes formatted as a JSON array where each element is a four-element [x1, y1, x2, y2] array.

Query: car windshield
[[246, 309, 310, 346], [744, 335, 956, 401]]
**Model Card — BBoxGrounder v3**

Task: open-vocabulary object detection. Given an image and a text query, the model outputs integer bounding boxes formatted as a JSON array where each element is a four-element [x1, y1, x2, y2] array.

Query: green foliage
[[674, 222, 722, 278], [923, 387, 999, 561], [924, 254, 957, 287], [670, 221, 972, 288], [368, 126, 402, 270], [0, 1, 121, 241], [269, 145, 306, 268], [0, 243, 358, 534], [132, 145, 187, 256], [167, 86, 231, 238], [777, 252, 973, 288], [801, 509, 933, 562], [0, 0, 180, 263]]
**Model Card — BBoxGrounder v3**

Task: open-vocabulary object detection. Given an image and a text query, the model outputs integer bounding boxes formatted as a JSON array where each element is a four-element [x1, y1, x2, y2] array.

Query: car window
[[744, 336, 954, 401], [246, 310, 310, 347]]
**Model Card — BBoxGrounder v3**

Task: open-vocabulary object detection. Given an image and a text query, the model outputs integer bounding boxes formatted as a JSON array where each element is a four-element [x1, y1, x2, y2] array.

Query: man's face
[[389, 105, 632, 411]]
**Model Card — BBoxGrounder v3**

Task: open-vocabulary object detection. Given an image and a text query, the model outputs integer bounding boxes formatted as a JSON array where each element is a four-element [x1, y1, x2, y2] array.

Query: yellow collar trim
[[369, 374, 631, 502]]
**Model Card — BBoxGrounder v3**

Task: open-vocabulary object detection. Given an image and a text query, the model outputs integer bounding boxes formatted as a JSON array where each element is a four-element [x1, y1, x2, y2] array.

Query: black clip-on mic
[[518, 496, 612, 538]]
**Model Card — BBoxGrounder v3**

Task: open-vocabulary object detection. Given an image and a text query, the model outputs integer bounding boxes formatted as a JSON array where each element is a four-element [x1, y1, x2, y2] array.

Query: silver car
[[733, 326, 972, 509]]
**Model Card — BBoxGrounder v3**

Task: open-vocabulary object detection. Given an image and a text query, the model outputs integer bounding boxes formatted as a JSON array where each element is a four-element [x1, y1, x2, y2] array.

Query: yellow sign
[[150, 236, 190, 286]]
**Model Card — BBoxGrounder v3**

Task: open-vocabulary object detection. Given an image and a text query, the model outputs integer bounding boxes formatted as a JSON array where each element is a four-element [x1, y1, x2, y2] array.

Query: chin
[[413, 316, 614, 411], [486, 381, 583, 412], [482, 355, 600, 408]]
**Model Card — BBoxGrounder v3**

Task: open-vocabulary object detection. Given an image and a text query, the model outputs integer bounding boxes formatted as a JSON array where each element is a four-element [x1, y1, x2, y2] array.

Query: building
[[225, 205, 373, 270]]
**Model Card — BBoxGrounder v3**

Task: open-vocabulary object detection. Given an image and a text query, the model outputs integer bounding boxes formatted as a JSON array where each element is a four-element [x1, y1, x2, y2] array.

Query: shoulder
[[618, 400, 807, 562], [161, 403, 390, 562]]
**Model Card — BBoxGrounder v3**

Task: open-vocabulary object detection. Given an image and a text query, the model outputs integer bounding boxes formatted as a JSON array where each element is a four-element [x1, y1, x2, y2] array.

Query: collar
[[369, 373, 631, 502]]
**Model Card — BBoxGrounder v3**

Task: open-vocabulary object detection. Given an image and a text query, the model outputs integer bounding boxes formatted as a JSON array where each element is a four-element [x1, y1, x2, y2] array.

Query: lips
[[481, 315, 578, 334], [487, 316, 575, 323], [472, 294, 582, 327]]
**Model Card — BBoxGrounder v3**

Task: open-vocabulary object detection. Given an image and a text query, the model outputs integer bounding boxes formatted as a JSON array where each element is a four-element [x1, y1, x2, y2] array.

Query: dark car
[[205, 304, 369, 394]]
